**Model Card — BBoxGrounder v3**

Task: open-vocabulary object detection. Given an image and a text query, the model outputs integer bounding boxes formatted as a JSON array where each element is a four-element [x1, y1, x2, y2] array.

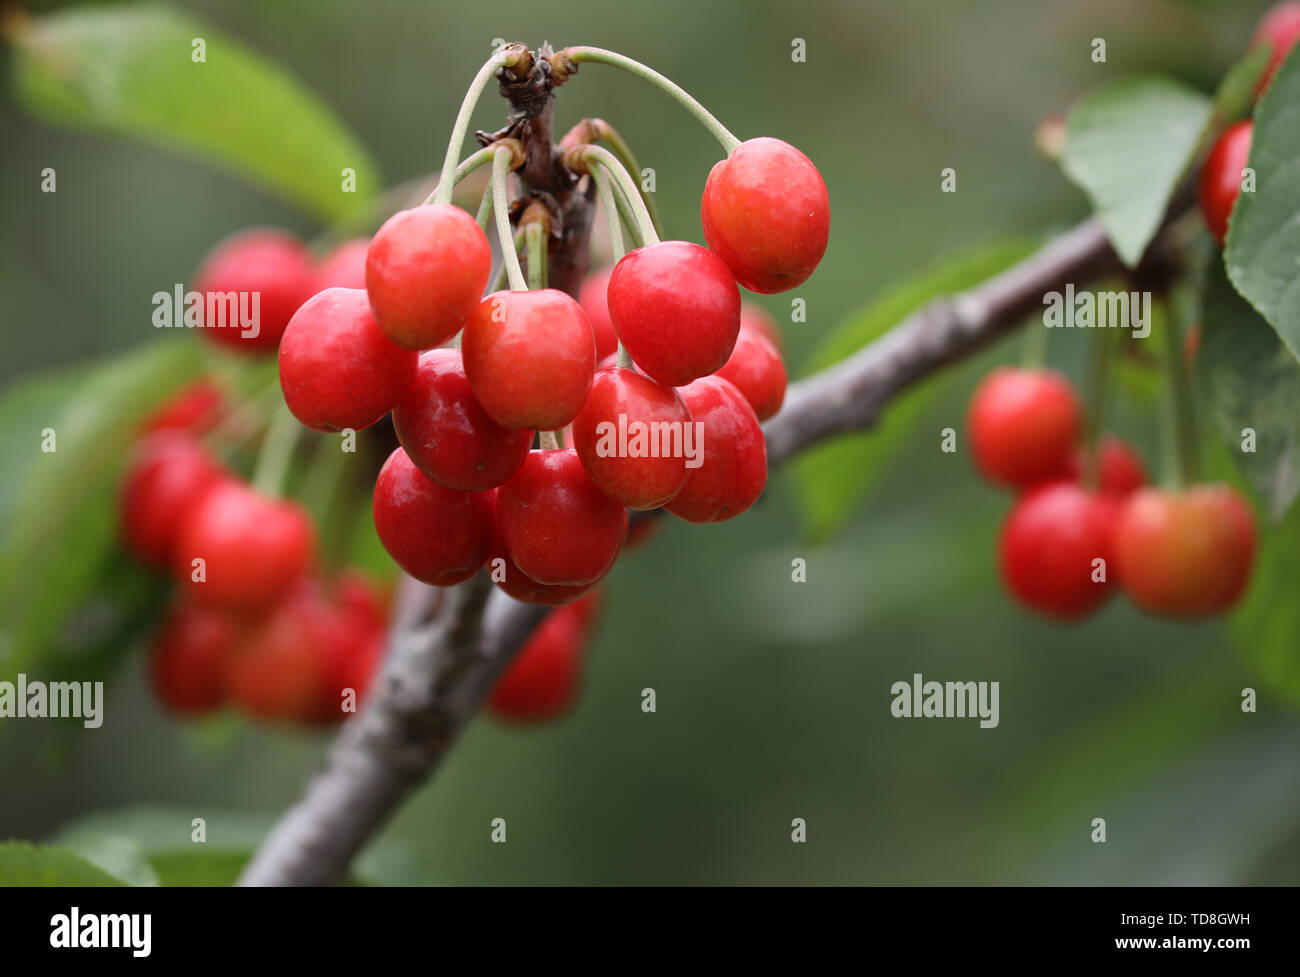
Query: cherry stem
[[560, 47, 741, 154], [592, 165, 626, 259], [584, 146, 659, 245], [577, 118, 663, 237], [1081, 325, 1114, 488], [539, 430, 560, 450], [491, 149, 528, 291], [491, 227, 527, 292], [433, 47, 524, 206], [251, 402, 301, 498], [1159, 298, 1199, 489], [424, 144, 500, 207], [524, 221, 547, 290], [473, 181, 493, 230]]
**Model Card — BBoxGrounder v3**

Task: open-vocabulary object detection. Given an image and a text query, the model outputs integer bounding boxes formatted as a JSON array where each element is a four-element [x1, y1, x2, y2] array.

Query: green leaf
[[1062, 76, 1213, 266], [55, 832, 160, 887], [1213, 45, 1271, 124], [11, 3, 380, 221], [1197, 259, 1300, 521], [1224, 44, 1300, 353], [1233, 496, 1300, 707], [0, 841, 127, 885], [790, 238, 1038, 542], [0, 341, 202, 678]]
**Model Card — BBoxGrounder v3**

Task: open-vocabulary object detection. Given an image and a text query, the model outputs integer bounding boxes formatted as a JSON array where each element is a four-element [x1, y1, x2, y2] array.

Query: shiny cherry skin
[[365, 204, 492, 350], [607, 241, 741, 387], [392, 348, 534, 492], [140, 377, 225, 435], [174, 481, 316, 614], [701, 137, 830, 294], [193, 229, 315, 353], [1061, 434, 1146, 497], [278, 287, 418, 432], [1253, 1, 1300, 96], [967, 367, 1082, 488], [119, 431, 229, 570], [312, 237, 370, 292], [463, 289, 596, 430], [487, 602, 587, 723], [149, 601, 239, 715], [497, 449, 627, 587], [713, 324, 787, 421], [571, 367, 693, 510], [577, 267, 621, 361], [664, 376, 767, 523], [1199, 121, 1253, 246], [1113, 485, 1256, 617], [371, 447, 493, 587], [998, 481, 1116, 620], [487, 492, 598, 606]]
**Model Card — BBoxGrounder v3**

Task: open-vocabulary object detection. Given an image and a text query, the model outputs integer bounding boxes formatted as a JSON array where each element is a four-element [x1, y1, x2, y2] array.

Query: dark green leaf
[[0, 841, 127, 885], [11, 3, 380, 221], [1062, 76, 1212, 266]]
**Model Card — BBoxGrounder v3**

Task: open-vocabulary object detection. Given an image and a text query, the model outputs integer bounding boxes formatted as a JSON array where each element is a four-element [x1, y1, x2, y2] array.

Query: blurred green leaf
[[1213, 45, 1270, 124], [11, 2, 380, 221], [55, 832, 160, 886], [1062, 76, 1212, 266], [0, 341, 201, 679], [1225, 45, 1300, 352], [790, 238, 1037, 542], [1198, 259, 1300, 522], [0, 840, 127, 884], [1233, 501, 1300, 708]]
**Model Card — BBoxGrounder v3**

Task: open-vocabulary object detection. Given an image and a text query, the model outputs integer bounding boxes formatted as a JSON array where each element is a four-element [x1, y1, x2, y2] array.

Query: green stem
[[524, 221, 547, 290], [474, 180, 493, 230], [433, 48, 519, 206], [1081, 326, 1114, 487], [491, 149, 528, 291], [592, 165, 626, 260], [492, 227, 527, 292], [585, 146, 659, 245], [251, 402, 301, 498], [562, 47, 741, 153], [592, 120, 664, 238], [424, 144, 499, 207], [1160, 300, 1199, 488]]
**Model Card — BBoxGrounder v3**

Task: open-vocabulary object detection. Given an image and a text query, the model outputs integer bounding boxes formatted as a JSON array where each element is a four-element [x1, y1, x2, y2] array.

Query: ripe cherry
[[140, 377, 225, 435], [701, 137, 830, 294], [174, 480, 316, 614], [607, 241, 741, 387], [224, 584, 329, 721], [1198, 121, 1253, 246], [497, 449, 627, 586], [488, 601, 587, 723], [365, 204, 491, 350], [998, 481, 1115, 620], [967, 367, 1082, 488], [278, 287, 418, 432], [392, 348, 533, 491], [1253, 1, 1300, 96], [577, 267, 621, 360], [664, 376, 767, 523], [571, 367, 693, 510], [463, 289, 596, 430], [713, 324, 787, 421], [740, 303, 785, 353], [309, 580, 387, 724], [371, 447, 494, 587], [193, 229, 315, 353], [149, 601, 238, 715], [312, 237, 370, 292], [1062, 434, 1146, 497], [1112, 485, 1256, 617], [120, 431, 229, 570]]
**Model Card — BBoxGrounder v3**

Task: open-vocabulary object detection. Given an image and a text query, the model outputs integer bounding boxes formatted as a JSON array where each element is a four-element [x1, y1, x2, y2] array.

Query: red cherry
[[488, 603, 587, 723], [487, 491, 596, 606], [119, 431, 229, 570], [140, 377, 225, 435], [462, 289, 596, 430], [224, 585, 329, 721], [1113, 485, 1256, 617], [174, 481, 316, 614], [312, 237, 370, 292], [392, 348, 534, 491], [571, 367, 693, 510], [334, 569, 390, 635], [149, 601, 238, 715], [365, 204, 492, 350], [568, 590, 605, 636], [1062, 435, 1146, 497], [278, 287, 418, 432], [1253, 1, 1300, 96], [193, 229, 315, 353], [371, 447, 493, 586], [607, 241, 741, 387], [998, 481, 1116, 620], [713, 324, 787, 421], [1198, 121, 1253, 246], [967, 367, 1082, 488], [577, 267, 621, 360], [664, 376, 767, 524], [497, 449, 627, 586], [701, 137, 830, 294], [310, 588, 386, 725], [740, 303, 785, 353]]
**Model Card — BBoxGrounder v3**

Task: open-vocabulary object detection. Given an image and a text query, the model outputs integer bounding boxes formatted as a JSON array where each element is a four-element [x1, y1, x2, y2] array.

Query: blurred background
[[2, 0, 1297, 884]]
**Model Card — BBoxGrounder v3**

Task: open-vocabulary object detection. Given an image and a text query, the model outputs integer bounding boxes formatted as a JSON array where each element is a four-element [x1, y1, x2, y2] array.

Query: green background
[[1, 0, 1297, 884]]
